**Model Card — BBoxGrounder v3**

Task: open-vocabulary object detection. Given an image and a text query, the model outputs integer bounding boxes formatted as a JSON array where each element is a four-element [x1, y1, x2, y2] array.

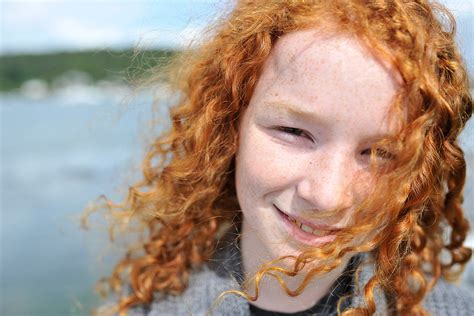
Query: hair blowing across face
[[85, 1, 473, 315]]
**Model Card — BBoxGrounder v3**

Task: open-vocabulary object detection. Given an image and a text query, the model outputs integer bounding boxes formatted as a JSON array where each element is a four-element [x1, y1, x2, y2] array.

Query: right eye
[[272, 126, 314, 143], [277, 126, 306, 137]]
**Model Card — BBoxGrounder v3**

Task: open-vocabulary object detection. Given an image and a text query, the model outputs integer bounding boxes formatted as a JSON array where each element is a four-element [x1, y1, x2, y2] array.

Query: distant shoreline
[[0, 48, 177, 92]]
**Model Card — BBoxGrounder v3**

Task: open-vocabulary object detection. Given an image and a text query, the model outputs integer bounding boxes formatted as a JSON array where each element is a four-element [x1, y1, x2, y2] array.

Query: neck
[[240, 220, 350, 313]]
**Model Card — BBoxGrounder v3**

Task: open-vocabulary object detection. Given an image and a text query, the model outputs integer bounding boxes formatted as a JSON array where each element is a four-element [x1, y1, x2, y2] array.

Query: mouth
[[274, 204, 338, 245]]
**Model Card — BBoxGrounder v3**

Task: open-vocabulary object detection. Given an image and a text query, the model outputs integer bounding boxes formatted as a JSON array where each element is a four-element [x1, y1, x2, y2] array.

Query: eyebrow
[[261, 101, 397, 140], [261, 101, 330, 127]]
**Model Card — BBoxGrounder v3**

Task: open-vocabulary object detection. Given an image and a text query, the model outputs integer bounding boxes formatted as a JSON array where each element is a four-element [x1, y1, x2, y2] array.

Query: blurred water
[[1, 92, 159, 315], [1, 92, 473, 315]]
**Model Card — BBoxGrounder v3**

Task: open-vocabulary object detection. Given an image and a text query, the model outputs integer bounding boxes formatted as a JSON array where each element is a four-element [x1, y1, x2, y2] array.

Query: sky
[[0, 0, 472, 73], [0, 0, 227, 53]]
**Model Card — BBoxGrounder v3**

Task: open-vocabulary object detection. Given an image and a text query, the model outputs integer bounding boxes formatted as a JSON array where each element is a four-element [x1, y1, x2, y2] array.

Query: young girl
[[96, 1, 474, 315]]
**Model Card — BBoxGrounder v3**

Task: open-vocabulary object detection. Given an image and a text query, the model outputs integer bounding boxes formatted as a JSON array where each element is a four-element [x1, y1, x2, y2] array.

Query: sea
[[1, 87, 474, 315]]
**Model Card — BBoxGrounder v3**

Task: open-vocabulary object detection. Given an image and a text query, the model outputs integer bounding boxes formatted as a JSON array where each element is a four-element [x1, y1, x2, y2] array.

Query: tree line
[[0, 49, 177, 92]]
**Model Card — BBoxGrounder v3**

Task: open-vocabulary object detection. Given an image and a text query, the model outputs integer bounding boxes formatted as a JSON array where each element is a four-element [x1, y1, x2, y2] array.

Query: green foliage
[[0, 49, 177, 91]]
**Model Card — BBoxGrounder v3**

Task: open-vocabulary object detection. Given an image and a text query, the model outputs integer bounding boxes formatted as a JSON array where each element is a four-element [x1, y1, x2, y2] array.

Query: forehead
[[270, 28, 400, 94], [251, 27, 403, 137]]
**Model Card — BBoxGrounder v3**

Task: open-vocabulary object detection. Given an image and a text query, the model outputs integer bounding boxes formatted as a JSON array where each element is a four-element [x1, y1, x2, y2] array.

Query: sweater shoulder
[[128, 265, 248, 316], [423, 279, 474, 316]]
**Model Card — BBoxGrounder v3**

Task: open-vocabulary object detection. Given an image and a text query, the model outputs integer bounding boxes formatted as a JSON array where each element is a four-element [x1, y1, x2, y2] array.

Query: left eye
[[361, 148, 394, 160]]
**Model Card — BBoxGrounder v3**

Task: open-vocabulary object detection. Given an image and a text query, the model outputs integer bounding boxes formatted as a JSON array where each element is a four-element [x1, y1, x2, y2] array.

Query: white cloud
[[51, 17, 131, 49], [0, 1, 152, 53], [0, 0, 219, 53]]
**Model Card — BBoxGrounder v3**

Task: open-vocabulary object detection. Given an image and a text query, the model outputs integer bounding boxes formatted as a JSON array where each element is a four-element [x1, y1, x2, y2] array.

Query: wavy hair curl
[[87, 1, 473, 315]]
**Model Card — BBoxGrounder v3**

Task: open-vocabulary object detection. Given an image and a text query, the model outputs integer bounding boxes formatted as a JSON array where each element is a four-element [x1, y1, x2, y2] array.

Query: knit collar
[[208, 226, 389, 315]]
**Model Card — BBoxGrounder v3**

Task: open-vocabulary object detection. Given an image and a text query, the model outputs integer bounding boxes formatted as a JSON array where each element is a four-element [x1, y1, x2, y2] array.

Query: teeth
[[288, 216, 329, 237], [310, 229, 327, 237], [300, 223, 314, 233]]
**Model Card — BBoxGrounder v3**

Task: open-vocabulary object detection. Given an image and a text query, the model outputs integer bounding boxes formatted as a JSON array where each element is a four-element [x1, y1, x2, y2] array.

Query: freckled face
[[235, 28, 401, 262]]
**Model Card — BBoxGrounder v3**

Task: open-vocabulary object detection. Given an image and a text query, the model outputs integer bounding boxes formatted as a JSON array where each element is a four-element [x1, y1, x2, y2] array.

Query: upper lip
[[274, 204, 340, 232]]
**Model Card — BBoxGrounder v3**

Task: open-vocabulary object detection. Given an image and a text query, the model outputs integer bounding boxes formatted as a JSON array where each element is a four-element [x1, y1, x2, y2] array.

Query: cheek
[[235, 127, 298, 206], [355, 171, 377, 199]]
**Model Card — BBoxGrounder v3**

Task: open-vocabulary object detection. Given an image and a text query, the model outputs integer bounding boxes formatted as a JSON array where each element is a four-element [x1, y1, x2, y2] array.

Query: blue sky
[[0, 0, 227, 53], [0, 0, 472, 74]]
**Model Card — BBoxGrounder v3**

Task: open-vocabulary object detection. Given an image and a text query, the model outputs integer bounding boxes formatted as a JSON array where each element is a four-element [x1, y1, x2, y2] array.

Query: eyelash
[[274, 126, 313, 142]]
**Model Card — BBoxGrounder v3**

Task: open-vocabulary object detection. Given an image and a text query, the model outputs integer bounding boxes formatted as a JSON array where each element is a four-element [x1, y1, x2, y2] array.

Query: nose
[[296, 151, 356, 213]]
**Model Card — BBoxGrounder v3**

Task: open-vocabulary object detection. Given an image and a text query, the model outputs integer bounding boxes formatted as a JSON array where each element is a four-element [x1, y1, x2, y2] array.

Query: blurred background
[[0, 0, 473, 315]]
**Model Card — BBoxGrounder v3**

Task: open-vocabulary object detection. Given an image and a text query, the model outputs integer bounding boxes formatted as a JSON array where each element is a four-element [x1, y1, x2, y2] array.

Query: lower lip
[[274, 206, 337, 247]]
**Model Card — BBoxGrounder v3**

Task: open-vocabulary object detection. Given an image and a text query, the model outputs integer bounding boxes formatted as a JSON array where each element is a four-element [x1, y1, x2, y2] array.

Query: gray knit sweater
[[122, 237, 474, 316]]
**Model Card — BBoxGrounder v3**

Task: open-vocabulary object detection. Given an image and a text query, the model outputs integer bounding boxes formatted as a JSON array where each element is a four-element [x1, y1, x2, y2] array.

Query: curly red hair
[[86, 1, 473, 315]]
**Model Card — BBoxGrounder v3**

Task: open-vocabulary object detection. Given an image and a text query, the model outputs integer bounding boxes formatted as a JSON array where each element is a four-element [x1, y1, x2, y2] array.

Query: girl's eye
[[273, 126, 313, 143], [361, 148, 394, 160]]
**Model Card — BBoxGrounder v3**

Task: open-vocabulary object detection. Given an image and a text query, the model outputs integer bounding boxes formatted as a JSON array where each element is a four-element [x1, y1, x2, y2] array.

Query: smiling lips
[[275, 205, 337, 238], [285, 214, 331, 237]]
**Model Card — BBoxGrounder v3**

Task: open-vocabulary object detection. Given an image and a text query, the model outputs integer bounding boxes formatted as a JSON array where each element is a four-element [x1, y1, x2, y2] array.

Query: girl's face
[[235, 28, 402, 262]]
